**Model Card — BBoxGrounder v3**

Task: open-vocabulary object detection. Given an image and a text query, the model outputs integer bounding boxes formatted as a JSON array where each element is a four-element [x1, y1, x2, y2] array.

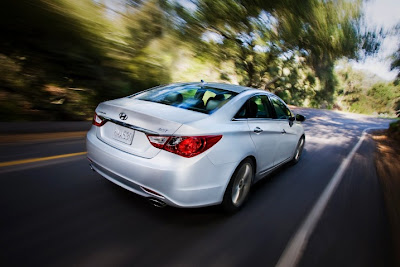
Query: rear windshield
[[131, 85, 238, 114]]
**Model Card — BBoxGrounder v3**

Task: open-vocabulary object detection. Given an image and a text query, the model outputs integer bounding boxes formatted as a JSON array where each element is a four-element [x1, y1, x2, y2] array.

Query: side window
[[270, 96, 292, 119], [235, 104, 247, 119], [234, 95, 273, 119]]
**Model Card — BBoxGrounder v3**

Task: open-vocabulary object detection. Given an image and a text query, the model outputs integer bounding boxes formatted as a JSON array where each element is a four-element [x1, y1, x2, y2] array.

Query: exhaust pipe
[[148, 198, 167, 208], [89, 164, 96, 172], [87, 158, 96, 172]]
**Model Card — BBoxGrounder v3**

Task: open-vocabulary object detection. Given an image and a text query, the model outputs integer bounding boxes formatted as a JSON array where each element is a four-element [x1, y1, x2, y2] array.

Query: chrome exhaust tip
[[89, 164, 96, 172], [148, 198, 167, 208]]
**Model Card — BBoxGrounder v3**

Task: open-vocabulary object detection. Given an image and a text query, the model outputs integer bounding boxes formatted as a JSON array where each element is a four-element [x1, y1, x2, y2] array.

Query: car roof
[[169, 82, 268, 95]]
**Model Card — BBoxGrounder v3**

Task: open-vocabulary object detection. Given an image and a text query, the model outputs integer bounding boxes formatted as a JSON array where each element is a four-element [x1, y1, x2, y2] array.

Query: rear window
[[131, 85, 238, 114]]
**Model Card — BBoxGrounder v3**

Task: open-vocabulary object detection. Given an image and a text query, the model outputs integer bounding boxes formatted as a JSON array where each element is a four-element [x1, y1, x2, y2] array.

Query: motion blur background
[[0, 0, 399, 121]]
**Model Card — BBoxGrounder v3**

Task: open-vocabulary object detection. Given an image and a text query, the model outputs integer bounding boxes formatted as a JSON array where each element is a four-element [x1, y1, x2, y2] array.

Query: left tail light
[[92, 112, 106, 127], [146, 135, 222, 158]]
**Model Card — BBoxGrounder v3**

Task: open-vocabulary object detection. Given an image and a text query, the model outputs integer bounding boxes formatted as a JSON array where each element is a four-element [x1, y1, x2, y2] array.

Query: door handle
[[281, 129, 286, 134], [254, 127, 263, 133]]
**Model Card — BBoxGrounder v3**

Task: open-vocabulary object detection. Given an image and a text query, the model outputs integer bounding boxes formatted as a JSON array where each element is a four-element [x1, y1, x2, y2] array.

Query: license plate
[[112, 125, 134, 145]]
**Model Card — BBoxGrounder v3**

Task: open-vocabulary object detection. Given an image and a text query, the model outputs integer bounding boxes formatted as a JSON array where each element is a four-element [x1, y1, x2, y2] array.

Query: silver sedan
[[86, 82, 306, 212]]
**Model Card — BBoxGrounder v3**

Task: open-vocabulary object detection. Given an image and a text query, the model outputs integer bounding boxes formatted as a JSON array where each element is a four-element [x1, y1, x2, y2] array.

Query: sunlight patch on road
[[307, 116, 343, 125], [306, 136, 351, 145]]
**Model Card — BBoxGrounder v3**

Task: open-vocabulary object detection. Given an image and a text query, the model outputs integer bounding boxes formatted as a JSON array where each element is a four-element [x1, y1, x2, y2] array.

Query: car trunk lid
[[95, 98, 208, 159]]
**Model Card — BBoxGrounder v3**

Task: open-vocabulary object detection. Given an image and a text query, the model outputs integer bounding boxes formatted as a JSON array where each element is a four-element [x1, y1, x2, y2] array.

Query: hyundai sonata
[[86, 82, 306, 211]]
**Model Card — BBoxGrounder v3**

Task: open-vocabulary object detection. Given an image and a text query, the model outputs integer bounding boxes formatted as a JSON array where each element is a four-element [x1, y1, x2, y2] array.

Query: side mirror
[[288, 116, 295, 127], [295, 114, 306, 122]]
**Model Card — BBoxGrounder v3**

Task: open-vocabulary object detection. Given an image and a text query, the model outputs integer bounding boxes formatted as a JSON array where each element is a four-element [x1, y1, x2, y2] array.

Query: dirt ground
[[372, 127, 400, 265]]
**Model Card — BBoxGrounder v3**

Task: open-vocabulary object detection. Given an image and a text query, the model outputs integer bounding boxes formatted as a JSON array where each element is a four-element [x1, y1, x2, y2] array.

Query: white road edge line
[[275, 127, 384, 267]]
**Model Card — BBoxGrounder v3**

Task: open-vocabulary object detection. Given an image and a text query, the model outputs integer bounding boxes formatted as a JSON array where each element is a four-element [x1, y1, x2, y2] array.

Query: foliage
[[336, 64, 400, 115], [0, 0, 393, 120], [391, 46, 400, 84], [0, 0, 172, 120], [0, 0, 120, 119], [389, 120, 400, 136], [170, 0, 382, 108], [389, 24, 400, 84]]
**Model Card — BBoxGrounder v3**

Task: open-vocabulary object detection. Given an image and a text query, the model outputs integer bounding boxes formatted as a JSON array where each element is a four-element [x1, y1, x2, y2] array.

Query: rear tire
[[291, 136, 305, 165], [221, 159, 254, 213]]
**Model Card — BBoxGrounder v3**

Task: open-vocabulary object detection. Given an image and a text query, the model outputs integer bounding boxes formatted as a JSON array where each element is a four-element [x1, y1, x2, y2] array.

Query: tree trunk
[[264, 76, 280, 90]]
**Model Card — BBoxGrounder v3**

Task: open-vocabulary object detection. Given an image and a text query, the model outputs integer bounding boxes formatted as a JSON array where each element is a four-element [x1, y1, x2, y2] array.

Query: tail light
[[92, 112, 106, 127], [147, 134, 222, 158]]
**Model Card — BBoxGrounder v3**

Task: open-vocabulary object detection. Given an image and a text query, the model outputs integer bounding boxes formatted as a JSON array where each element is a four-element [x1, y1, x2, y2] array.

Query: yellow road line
[[0, 152, 87, 167], [0, 131, 87, 143]]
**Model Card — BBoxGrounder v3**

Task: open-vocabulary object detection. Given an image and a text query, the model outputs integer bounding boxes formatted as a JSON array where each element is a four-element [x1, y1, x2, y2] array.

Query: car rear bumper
[[86, 126, 237, 208]]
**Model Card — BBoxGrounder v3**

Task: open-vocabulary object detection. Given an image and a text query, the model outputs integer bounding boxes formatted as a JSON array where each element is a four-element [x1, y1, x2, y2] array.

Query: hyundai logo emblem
[[119, 112, 128, 120]]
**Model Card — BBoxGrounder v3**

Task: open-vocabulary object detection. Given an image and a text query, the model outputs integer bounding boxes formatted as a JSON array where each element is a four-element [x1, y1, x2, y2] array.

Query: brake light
[[92, 112, 106, 127], [146, 135, 222, 158]]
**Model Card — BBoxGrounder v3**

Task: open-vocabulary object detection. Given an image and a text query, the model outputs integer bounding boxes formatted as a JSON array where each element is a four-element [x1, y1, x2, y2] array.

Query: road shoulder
[[372, 127, 400, 267]]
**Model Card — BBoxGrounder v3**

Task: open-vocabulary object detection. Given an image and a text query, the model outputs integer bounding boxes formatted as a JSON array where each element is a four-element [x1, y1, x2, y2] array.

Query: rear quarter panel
[[175, 119, 256, 166]]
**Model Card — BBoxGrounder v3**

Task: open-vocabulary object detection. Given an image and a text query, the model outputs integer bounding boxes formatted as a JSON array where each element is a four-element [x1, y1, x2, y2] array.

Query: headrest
[[206, 100, 221, 111], [165, 93, 183, 104], [214, 94, 225, 101], [247, 101, 258, 117]]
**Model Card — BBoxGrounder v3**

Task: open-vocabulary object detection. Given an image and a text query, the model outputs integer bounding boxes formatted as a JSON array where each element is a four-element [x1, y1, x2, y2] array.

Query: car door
[[235, 95, 282, 178], [268, 95, 299, 164]]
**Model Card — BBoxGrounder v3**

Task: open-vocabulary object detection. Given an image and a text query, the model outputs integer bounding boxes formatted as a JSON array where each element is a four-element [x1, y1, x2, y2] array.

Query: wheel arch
[[246, 155, 257, 175], [221, 155, 256, 212], [221, 155, 256, 194]]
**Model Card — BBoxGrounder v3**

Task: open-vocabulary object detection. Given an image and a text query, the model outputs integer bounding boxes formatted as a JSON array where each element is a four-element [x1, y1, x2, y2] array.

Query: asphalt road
[[0, 108, 395, 267]]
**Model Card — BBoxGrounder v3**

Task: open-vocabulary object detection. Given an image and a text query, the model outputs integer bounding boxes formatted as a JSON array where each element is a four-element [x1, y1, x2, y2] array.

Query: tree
[[172, 0, 370, 107], [0, 0, 174, 120], [391, 46, 400, 84], [335, 63, 400, 115], [0, 0, 108, 119]]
